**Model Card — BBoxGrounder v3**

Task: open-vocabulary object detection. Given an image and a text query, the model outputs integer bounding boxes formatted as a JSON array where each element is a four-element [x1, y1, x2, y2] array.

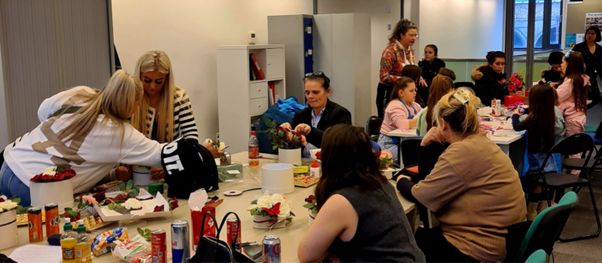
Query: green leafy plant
[[118, 180, 140, 198], [137, 227, 152, 241], [260, 117, 306, 150]]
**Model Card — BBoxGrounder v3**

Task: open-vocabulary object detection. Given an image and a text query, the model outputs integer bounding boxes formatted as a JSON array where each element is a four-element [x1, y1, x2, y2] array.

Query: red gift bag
[[504, 95, 525, 107], [191, 199, 223, 251]]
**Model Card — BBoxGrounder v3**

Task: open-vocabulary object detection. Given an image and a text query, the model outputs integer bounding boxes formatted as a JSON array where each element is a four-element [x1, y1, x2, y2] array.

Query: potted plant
[[0, 196, 21, 249], [500, 72, 525, 95], [247, 193, 294, 229], [261, 117, 307, 165], [303, 195, 318, 226], [29, 166, 76, 212]]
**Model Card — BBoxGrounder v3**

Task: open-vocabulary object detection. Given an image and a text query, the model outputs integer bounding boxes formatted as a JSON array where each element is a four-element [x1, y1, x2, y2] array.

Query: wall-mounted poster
[[586, 13, 602, 31]]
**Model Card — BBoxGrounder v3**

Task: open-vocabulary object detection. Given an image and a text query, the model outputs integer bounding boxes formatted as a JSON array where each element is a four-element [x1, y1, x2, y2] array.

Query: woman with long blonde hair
[[116, 51, 222, 181], [0, 70, 166, 206]]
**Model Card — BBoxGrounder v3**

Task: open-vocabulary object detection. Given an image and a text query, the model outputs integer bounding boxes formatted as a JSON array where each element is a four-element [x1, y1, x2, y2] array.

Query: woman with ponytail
[[0, 70, 166, 206], [396, 88, 526, 262]]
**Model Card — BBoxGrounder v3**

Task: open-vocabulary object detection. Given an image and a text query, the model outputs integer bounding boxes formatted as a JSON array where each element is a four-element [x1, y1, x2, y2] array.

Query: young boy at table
[[377, 77, 423, 163], [298, 124, 424, 263], [539, 51, 565, 87], [512, 84, 565, 220]]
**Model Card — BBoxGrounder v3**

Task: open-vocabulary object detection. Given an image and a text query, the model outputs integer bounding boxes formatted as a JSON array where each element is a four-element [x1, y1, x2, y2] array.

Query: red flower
[[304, 195, 316, 203], [500, 78, 506, 84], [0, 196, 5, 202], [261, 202, 281, 216], [153, 205, 164, 212], [169, 198, 179, 210], [41, 175, 53, 182], [508, 84, 516, 92], [92, 191, 106, 203], [275, 127, 288, 139], [315, 151, 321, 160], [54, 173, 65, 181], [30, 174, 42, 182], [510, 77, 517, 83]]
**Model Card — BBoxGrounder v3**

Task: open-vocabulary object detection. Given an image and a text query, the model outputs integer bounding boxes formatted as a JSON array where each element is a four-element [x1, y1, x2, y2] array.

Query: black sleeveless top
[[329, 182, 425, 262]]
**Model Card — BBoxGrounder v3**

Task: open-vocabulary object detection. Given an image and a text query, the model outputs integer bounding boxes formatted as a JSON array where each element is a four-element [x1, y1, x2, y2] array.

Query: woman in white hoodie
[[0, 70, 166, 206]]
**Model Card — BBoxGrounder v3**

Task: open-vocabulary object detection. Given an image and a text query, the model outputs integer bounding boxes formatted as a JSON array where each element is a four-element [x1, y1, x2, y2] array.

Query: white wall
[[0, 42, 8, 148], [418, 0, 504, 59], [112, 0, 313, 140], [317, 0, 401, 115]]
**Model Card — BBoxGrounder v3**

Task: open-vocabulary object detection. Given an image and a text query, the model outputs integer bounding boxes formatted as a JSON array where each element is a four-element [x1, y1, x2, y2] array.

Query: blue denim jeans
[[0, 162, 31, 206], [377, 134, 399, 163]]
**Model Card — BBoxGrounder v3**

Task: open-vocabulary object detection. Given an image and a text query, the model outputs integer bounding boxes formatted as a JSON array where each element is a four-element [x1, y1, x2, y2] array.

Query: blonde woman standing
[[0, 70, 165, 206], [116, 51, 222, 181]]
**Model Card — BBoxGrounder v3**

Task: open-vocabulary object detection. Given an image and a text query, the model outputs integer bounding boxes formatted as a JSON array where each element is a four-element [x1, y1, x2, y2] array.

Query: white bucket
[[0, 209, 18, 250], [132, 166, 152, 186], [278, 148, 301, 165], [252, 215, 287, 229], [261, 163, 294, 194], [30, 179, 74, 212]]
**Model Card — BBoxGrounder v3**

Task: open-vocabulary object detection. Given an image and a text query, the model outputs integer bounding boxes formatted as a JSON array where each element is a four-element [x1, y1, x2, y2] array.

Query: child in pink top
[[378, 77, 422, 162], [557, 51, 590, 136]]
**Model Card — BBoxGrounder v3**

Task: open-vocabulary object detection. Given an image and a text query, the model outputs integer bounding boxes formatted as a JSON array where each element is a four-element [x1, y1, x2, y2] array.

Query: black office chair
[[535, 133, 601, 242], [365, 116, 383, 142]]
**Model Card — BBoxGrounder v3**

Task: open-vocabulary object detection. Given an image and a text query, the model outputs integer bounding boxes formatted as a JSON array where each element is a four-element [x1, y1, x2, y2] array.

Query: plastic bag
[[91, 227, 129, 257], [112, 234, 152, 262]]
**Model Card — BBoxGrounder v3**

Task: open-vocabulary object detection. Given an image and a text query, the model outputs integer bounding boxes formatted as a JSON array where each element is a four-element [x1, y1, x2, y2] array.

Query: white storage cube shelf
[[217, 44, 287, 153]]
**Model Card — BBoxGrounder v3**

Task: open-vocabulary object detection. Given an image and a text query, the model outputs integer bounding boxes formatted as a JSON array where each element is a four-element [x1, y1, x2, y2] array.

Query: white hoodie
[[4, 86, 165, 193]]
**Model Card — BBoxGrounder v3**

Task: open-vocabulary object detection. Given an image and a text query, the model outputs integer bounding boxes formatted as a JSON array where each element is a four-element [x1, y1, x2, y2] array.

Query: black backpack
[[161, 138, 219, 199]]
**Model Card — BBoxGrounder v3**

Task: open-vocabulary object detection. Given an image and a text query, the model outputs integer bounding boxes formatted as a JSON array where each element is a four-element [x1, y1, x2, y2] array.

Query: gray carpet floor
[[551, 171, 602, 263]]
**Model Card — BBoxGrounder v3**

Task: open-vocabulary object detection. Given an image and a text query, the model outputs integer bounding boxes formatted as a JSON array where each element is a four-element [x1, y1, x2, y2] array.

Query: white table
[[1, 152, 416, 263], [388, 128, 526, 172]]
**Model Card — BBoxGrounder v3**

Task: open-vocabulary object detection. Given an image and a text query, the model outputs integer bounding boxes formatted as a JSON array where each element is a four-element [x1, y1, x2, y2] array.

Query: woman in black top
[[298, 124, 424, 263], [572, 26, 602, 106], [471, 51, 508, 106], [419, 44, 446, 100], [290, 72, 351, 149]]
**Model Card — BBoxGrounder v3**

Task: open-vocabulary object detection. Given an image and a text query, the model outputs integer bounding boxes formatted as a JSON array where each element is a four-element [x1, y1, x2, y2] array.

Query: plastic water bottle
[[249, 131, 259, 166], [60, 218, 77, 263]]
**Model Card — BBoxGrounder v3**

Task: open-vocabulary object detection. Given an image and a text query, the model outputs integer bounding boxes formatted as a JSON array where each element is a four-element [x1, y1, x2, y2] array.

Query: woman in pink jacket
[[557, 51, 590, 136], [378, 77, 422, 163]]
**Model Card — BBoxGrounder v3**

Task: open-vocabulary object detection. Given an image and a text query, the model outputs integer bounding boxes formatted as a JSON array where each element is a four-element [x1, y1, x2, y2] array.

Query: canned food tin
[[227, 217, 241, 252], [44, 203, 60, 237]]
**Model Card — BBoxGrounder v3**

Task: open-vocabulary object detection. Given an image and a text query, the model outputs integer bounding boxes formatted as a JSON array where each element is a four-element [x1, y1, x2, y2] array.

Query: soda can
[[171, 219, 190, 263], [262, 235, 281, 263], [44, 203, 60, 237], [227, 217, 241, 252], [27, 207, 43, 242], [151, 229, 167, 263]]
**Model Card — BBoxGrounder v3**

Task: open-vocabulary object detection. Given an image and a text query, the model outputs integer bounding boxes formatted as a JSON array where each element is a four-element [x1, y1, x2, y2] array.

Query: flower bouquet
[[203, 133, 228, 165], [500, 73, 525, 95], [0, 196, 21, 249], [377, 150, 398, 170], [30, 166, 76, 211], [303, 195, 318, 226], [247, 192, 294, 229], [261, 117, 307, 165]]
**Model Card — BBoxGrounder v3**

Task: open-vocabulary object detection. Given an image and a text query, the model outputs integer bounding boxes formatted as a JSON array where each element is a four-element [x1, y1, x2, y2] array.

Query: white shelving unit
[[216, 44, 286, 153]]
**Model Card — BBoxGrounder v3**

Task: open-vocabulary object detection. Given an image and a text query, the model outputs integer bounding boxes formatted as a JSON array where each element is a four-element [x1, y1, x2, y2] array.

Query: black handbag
[[190, 212, 254, 263]]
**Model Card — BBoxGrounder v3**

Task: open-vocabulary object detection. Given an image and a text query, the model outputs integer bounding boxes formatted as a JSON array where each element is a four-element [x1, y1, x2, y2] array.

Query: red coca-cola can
[[227, 217, 242, 252], [151, 229, 167, 263]]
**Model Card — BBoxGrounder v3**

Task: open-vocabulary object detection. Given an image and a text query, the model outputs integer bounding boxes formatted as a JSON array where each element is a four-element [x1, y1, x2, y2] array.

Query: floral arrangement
[[377, 150, 398, 169], [261, 117, 307, 150], [203, 133, 227, 163], [77, 195, 99, 211], [64, 207, 81, 222], [500, 73, 525, 94], [0, 195, 21, 213], [303, 195, 318, 215], [248, 193, 295, 222], [30, 166, 76, 182], [153, 198, 178, 212]]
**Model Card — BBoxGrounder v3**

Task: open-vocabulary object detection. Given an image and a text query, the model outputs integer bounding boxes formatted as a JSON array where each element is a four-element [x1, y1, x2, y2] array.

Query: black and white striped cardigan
[[145, 86, 199, 143]]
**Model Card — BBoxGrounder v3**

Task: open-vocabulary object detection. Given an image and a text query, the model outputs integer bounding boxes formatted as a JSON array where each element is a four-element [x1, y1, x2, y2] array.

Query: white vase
[[0, 210, 19, 250], [252, 215, 288, 229], [278, 148, 301, 165], [30, 179, 74, 212], [308, 211, 317, 226]]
